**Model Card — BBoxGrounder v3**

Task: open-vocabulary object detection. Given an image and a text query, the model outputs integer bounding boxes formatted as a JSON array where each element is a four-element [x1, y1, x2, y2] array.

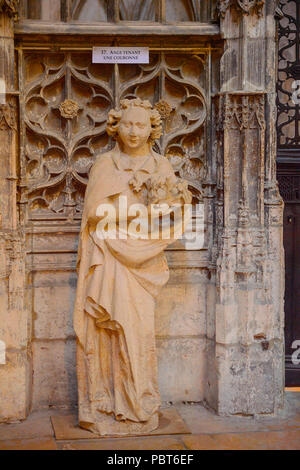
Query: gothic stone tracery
[[217, 0, 265, 17], [21, 51, 208, 224], [0, 0, 19, 19], [0, 101, 17, 130]]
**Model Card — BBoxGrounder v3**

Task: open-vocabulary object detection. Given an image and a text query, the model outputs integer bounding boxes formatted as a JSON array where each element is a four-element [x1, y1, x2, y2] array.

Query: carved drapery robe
[[74, 144, 190, 435]]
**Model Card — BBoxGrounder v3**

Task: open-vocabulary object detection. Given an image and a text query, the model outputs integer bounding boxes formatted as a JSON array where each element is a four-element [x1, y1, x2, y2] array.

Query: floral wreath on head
[[106, 98, 162, 145]]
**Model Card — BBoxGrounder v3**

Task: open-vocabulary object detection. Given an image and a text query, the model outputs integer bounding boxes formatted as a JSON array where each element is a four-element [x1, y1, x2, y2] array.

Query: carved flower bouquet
[[144, 174, 192, 240], [128, 171, 192, 239], [146, 173, 192, 206]]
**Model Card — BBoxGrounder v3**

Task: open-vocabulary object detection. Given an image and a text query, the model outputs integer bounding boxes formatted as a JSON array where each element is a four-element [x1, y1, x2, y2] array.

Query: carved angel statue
[[73, 98, 192, 436]]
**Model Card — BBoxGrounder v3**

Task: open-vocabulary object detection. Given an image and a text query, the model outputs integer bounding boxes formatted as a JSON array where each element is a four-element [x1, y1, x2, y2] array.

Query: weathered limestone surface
[[29, 264, 207, 411], [157, 336, 206, 403], [208, 0, 285, 415], [0, 0, 285, 423], [31, 339, 77, 410], [0, 4, 31, 422]]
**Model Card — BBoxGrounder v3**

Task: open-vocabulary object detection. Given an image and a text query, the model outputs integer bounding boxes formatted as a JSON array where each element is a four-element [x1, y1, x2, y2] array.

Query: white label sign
[[92, 47, 149, 64]]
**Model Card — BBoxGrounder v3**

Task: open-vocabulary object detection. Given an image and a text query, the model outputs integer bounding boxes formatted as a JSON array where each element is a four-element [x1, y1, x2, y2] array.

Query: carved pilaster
[[0, 6, 31, 423], [215, 92, 268, 310], [209, 85, 284, 415], [0, 6, 18, 231], [221, 93, 265, 229]]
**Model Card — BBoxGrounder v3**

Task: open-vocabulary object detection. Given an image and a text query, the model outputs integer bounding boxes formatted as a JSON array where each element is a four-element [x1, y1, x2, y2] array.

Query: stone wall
[[0, 0, 285, 422], [29, 261, 208, 410]]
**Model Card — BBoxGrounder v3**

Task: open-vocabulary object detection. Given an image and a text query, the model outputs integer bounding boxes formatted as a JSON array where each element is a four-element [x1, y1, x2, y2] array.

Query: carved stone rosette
[[154, 100, 173, 120], [59, 99, 80, 119]]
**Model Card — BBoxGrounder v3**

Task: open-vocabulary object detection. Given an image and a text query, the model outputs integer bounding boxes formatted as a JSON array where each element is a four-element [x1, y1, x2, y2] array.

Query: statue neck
[[119, 142, 151, 158]]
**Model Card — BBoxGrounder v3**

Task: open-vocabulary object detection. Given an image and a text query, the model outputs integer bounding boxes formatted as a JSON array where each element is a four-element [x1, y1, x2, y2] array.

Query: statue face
[[118, 107, 152, 150]]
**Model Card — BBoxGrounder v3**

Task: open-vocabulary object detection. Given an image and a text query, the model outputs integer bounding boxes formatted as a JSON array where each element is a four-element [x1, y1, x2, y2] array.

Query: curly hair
[[106, 98, 162, 144]]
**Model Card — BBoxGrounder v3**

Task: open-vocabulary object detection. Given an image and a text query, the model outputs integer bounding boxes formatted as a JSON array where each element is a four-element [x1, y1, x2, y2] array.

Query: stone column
[[208, 0, 285, 415], [0, 1, 31, 422]]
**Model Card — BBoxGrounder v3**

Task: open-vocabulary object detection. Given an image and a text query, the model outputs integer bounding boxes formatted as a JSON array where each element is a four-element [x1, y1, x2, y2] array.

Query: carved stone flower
[[154, 100, 173, 120], [146, 173, 192, 205], [129, 172, 147, 193], [59, 99, 80, 119]]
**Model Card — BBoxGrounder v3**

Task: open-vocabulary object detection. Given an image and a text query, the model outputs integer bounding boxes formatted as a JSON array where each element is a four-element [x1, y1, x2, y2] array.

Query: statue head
[[106, 98, 162, 150]]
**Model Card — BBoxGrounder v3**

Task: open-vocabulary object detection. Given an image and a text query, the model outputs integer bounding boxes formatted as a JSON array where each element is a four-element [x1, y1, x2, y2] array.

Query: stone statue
[[73, 98, 192, 436]]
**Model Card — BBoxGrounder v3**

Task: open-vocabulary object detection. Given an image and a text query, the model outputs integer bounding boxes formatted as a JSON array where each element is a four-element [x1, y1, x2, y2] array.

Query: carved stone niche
[[18, 48, 212, 415]]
